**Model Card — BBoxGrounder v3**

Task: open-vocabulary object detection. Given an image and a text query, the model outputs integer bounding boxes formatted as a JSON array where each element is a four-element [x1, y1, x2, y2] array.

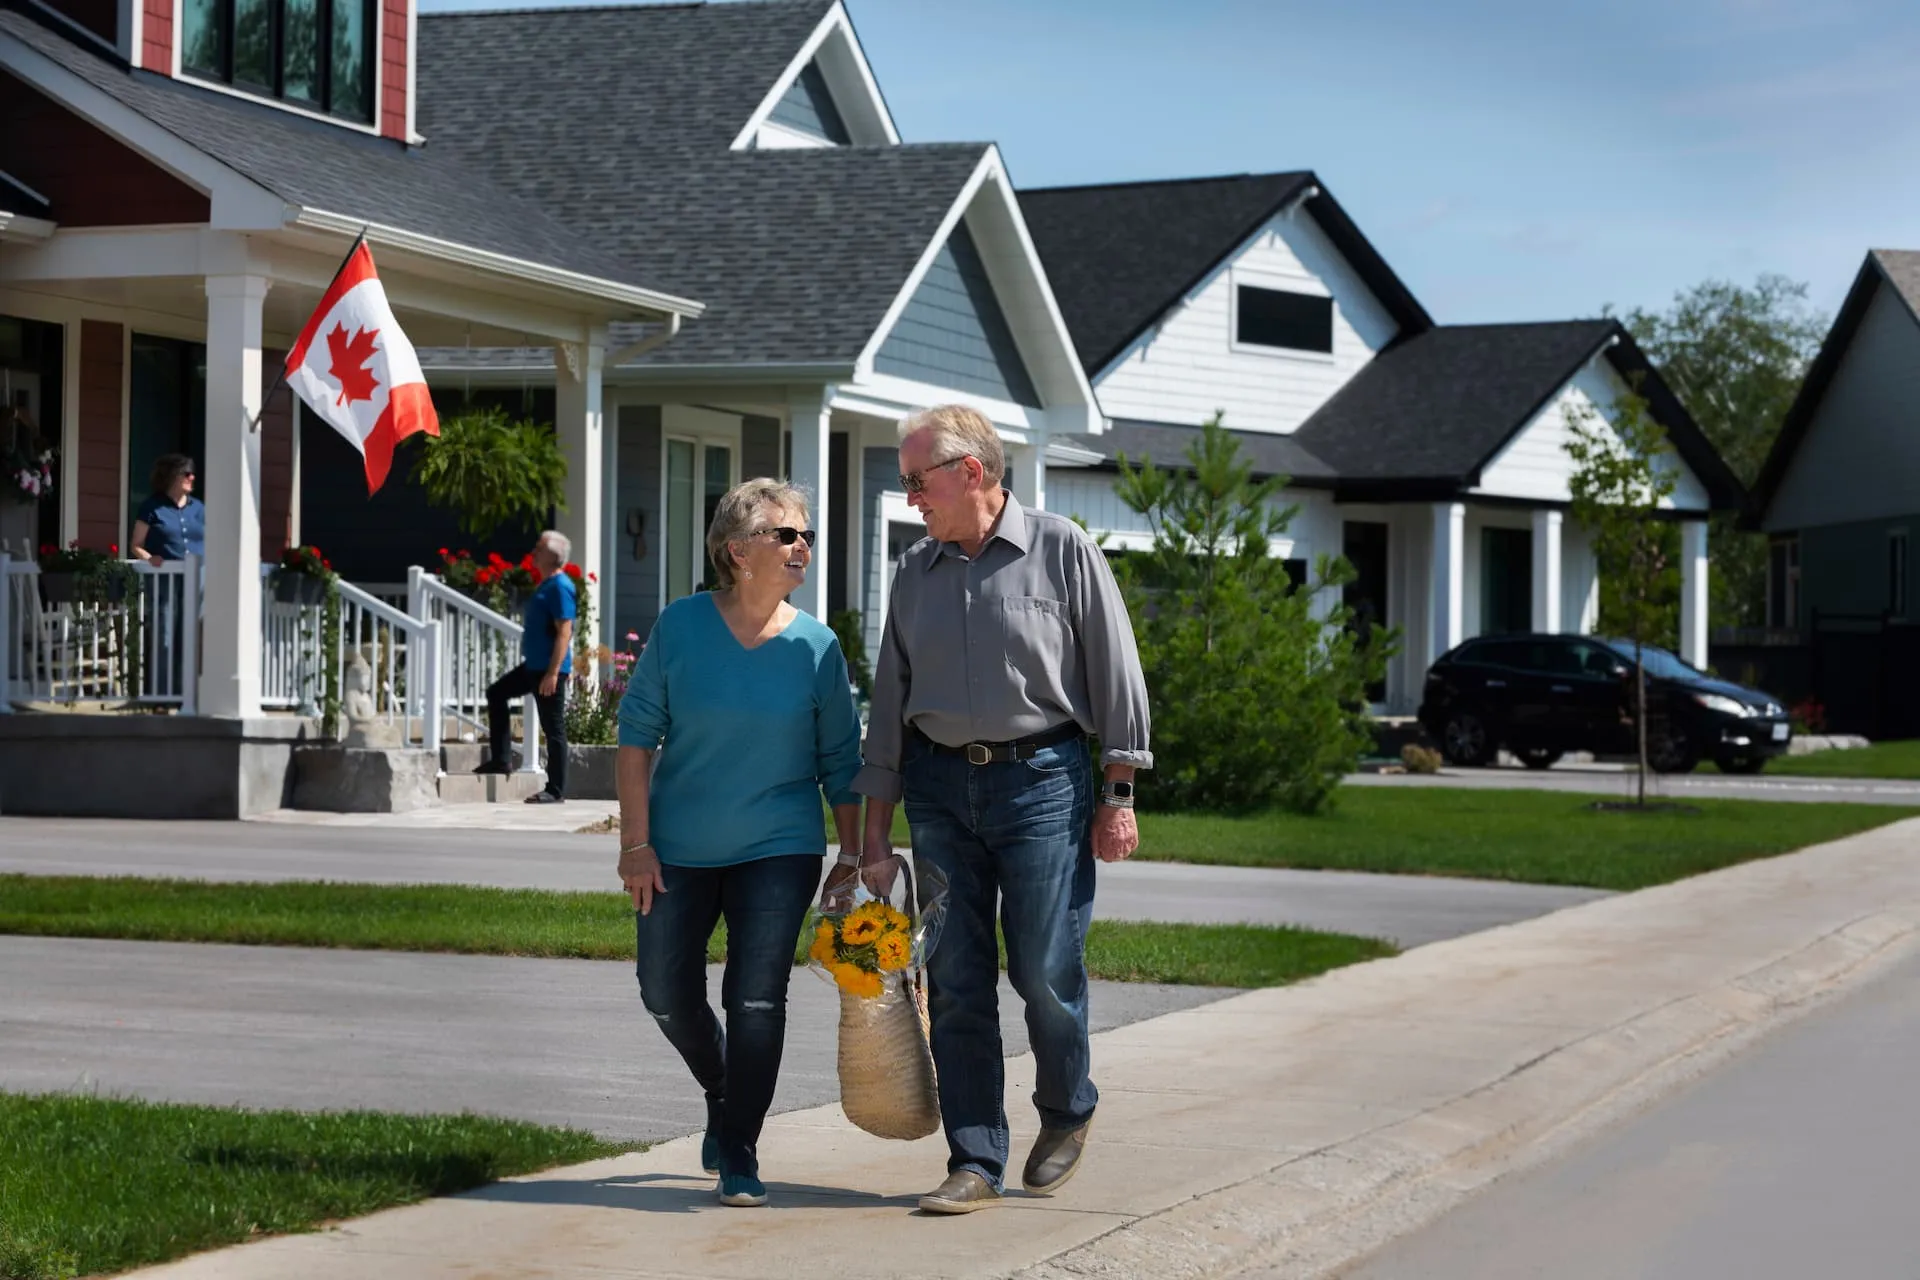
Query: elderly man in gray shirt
[[851, 404, 1152, 1215]]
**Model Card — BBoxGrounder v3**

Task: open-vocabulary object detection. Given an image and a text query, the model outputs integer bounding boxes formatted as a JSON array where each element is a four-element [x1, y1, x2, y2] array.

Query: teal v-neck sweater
[[617, 593, 862, 868]]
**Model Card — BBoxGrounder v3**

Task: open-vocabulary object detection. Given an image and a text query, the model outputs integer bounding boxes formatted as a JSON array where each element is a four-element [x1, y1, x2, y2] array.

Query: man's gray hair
[[538, 530, 571, 562], [707, 478, 811, 590], [899, 404, 1005, 487]]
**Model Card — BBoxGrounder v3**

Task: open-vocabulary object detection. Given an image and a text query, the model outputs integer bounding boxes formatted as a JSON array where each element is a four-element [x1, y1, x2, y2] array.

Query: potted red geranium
[[38, 540, 132, 605], [273, 544, 336, 605]]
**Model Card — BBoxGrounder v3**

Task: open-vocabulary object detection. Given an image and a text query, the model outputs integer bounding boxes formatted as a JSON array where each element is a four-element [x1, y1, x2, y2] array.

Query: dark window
[[1767, 538, 1799, 629], [1236, 286, 1334, 354], [1281, 558, 1309, 592], [1476, 640, 1544, 673], [183, 0, 374, 123], [1480, 527, 1533, 635], [1892, 531, 1909, 619]]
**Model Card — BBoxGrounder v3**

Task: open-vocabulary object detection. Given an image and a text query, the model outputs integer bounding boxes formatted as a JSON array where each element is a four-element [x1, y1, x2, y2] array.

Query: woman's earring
[[742, 569, 753, 581]]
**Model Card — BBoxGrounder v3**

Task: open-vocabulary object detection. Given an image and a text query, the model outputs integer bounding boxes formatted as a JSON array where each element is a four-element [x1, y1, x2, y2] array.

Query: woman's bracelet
[[619, 841, 653, 856]]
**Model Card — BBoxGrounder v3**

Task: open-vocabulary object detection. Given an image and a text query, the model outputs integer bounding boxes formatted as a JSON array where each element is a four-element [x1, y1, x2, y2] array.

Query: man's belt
[[923, 721, 1084, 766]]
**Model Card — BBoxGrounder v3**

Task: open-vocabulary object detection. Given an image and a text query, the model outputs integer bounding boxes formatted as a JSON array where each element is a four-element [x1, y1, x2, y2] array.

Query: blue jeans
[[903, 733, 1098, 1189], [633, 853, 823, 1176]]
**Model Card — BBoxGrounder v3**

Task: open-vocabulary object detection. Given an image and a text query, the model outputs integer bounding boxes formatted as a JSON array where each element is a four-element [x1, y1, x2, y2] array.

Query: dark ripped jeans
[[633, 853, 823, 1176]]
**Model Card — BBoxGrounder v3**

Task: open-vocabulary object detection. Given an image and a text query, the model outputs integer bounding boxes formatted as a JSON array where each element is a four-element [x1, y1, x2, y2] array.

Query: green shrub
[[410, 407, 567, 541], [1111, 416, 1393, 814]]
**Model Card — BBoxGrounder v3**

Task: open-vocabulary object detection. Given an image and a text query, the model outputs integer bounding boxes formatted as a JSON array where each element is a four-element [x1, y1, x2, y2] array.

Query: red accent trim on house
[[76, 321, 125, 553], [142, 0, 175, 73], [0, 74, 208, 225], [380, 0, 408, 140], [260, 348, 295, 560]]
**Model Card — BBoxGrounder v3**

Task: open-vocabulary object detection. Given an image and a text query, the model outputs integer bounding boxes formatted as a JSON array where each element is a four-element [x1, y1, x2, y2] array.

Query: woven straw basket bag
[[836, 862, 940, 1140]]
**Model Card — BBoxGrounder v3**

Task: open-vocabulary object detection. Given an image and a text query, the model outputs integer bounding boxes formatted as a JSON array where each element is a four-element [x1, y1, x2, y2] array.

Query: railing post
[[407, 565, 426, 622], [421, 618, 443, 762], [181, 554, 201, 716], [0, 553, 12, 714]]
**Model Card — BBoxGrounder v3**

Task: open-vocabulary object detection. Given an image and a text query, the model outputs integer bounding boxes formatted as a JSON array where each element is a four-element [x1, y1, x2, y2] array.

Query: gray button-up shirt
[[853, 490, 1152, 803]]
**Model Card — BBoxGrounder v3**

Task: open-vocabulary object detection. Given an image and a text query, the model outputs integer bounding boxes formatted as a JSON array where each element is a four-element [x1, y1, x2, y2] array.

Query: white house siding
[[1048, 469, 1336, 566], [1474, 359, 1711, 511], [1765, 280, 1920, 533], [1089, 210, 1399, 435]]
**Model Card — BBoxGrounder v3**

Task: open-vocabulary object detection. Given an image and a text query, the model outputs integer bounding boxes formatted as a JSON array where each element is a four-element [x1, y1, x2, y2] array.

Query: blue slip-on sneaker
[[718, 1169, 767, 1207]]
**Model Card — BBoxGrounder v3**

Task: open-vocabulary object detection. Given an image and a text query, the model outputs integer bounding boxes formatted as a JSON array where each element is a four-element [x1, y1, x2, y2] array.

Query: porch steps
[[436, 741, 548, 803]]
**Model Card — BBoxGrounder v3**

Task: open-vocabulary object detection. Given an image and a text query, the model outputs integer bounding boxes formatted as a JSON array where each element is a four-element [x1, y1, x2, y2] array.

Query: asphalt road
[[1343, 943, 1920, 1279], [0, 935, 1224, 1143], [1350, 764, 1920, 807], [0, 817, 1609, 948]]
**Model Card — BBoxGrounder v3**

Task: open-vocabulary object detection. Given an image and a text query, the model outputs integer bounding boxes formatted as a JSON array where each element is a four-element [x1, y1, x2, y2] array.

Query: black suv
[[1417, 634, 1791, 774]]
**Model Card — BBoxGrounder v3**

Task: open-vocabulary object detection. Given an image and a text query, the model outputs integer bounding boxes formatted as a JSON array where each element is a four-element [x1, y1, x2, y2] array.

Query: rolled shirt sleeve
[[1070, 530, 1154, 770], [852, 582, 910, 803], [815, 640, 864, 808]]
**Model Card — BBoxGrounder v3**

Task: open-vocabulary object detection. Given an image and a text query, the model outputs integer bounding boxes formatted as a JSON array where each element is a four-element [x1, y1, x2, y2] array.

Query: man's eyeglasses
[[752, 526, 818, 548], [899, 456, 968, 495]]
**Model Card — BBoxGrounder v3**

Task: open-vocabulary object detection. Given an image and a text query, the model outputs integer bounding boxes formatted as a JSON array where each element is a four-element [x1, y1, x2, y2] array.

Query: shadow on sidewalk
[[464, 1172, 920, 1213]]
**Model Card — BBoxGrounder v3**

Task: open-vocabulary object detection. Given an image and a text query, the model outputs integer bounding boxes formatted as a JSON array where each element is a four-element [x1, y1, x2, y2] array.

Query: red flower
[[438, 547, 449, 558], [108, 543, 119, 554], [589, 572, 598, 583]]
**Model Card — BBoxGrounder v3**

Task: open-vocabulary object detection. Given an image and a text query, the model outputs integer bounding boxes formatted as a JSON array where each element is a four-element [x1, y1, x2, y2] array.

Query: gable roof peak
[[1021, 169, 1315, 196]]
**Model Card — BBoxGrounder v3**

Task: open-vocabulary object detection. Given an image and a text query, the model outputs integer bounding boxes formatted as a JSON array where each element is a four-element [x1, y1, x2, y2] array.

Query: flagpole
[[248, 225, 371, 434]]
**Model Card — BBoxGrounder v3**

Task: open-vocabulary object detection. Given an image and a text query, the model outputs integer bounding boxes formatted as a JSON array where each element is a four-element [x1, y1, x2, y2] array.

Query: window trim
[[658, 432, 739, 608], [1228, 271, 1338, 363], [176, 0, 382, 129]]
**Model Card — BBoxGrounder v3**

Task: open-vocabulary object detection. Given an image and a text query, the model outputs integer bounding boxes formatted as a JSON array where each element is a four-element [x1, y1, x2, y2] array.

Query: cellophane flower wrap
[[806, 854, 949, 1140]]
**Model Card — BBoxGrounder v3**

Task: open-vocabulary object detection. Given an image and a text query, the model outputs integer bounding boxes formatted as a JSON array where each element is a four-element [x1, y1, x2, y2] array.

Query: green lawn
[[1703, 740, 1920, 780], [0, 876, 1388, 990], [0, 1092, 630, 1280], [1126, 787, 1911, 891]]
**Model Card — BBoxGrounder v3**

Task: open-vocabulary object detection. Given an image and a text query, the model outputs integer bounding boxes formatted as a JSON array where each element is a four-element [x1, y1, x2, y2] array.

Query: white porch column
[[201, 273, 269, 719], [1531, 508, 1563, 634], [1429, 501, 1465, 664], [787, 386, 831, 620], [1680, 518, 1709, 668], [1013, 437, 1047, 510], [555, 338, 605, 638]]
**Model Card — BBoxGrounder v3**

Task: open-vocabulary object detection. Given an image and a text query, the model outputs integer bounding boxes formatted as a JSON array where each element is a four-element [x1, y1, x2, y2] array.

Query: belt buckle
[[965, 743, 993, 766]]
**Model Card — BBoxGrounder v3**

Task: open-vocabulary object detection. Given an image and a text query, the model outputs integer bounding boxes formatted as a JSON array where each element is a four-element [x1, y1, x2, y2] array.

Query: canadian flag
[[285, 241, 439, 494]]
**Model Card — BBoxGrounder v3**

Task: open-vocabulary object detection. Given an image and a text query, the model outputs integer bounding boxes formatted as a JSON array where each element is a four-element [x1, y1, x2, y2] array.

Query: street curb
[[1013, 906, 1920, 1280]]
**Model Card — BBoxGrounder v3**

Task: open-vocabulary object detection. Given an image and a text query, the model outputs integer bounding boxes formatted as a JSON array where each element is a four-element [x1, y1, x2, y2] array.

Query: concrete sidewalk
[[127, 815, 1920, 1280]]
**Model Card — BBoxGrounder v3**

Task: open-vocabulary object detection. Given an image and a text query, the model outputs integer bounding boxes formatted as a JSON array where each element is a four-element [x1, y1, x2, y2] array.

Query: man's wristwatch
[[1099, 780, 1135, 809]]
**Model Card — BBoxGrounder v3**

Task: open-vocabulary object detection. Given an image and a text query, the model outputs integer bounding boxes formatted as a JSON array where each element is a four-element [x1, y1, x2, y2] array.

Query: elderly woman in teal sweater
[[615, 478, 863, 1209]]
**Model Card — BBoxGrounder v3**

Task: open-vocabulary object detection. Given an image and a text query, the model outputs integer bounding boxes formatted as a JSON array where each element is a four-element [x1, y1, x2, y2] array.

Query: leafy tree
[[1613, 275, 1827, 629], [1111, 416, 1392, 814], [410, 407, 567, 541], [1566, 392, 1680, 805]]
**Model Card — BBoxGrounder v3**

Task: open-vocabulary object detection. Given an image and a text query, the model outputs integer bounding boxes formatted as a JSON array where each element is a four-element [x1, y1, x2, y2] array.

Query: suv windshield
[[1601, 639, 1697, 681]]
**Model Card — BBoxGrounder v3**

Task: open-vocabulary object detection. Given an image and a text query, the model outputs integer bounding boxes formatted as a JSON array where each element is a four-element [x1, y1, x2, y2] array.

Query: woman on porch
[[129, 454, 204, 565], [614, 478, 863, 1209]]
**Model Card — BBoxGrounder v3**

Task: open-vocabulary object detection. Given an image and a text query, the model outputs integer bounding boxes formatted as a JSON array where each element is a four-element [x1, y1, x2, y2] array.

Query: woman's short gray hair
[[899, 404, 1005, 487], [706, 478, 811, 590]]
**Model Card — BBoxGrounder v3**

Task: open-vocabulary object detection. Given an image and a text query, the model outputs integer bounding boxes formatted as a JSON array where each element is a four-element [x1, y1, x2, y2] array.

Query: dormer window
[[182, 0, 376, 124], [1235, 285, 1334, 354]]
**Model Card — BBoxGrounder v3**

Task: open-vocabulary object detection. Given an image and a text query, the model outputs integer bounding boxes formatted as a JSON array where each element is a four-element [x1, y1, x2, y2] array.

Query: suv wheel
[[1442, 713, 1495, 768], [1649, 725, 1700, 774], [1518, 747, 1563, 771]]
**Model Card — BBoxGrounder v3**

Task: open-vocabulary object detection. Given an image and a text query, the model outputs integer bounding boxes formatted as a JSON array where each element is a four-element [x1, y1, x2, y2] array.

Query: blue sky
[[433, 0, 1920, 327]]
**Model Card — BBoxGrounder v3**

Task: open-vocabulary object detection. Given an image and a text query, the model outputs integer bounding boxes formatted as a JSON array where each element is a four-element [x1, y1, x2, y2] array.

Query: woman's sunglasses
[[752, 526, 818, 548]]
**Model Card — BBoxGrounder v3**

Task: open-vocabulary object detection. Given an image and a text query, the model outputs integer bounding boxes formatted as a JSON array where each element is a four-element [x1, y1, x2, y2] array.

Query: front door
[[1481, 527, 1532, 635], [1343, 520, 1389, 703]]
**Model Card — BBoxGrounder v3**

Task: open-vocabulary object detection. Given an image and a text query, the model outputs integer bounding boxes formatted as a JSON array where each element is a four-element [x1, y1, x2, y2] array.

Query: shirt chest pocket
[[1000, 595, 1072, 677]]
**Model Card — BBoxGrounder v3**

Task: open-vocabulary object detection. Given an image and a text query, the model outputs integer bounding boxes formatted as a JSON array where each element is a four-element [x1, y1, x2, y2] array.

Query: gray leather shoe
[[1022, 1121, 1092, 1194], [917, 1170, 1002, 1214]]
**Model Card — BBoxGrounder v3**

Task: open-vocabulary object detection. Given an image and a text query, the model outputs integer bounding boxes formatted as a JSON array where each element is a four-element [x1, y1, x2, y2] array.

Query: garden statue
[[341, 649, 400, 748]]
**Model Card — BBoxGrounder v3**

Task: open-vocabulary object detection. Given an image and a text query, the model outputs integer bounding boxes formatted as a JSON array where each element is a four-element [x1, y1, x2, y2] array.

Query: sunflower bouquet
[[807, 854, 949, 1140]]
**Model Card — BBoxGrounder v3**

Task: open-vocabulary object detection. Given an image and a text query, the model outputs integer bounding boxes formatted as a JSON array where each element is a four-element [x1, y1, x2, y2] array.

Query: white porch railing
[[407, 566, 540, 774], [1, 555, 200, 712], [256, 579, 443, 758]]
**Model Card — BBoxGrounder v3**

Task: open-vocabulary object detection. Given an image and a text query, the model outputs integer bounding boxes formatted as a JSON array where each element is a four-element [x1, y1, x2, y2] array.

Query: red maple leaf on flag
[[325, 323, 382, 407]]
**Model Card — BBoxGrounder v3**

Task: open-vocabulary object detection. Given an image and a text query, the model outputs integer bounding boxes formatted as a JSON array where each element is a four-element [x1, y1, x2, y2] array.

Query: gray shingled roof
[[1019, 173, 1433, 374], [417, 3, 988, 369], [1871, 249, 1920, 315], [1293, 321, 1616, 485], [1059, 419, 1337, 485], [0, 9, 660, 290]]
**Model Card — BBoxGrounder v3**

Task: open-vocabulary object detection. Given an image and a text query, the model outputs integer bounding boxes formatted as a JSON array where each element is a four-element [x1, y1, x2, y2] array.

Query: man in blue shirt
[[476, 530, 577, 803]]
